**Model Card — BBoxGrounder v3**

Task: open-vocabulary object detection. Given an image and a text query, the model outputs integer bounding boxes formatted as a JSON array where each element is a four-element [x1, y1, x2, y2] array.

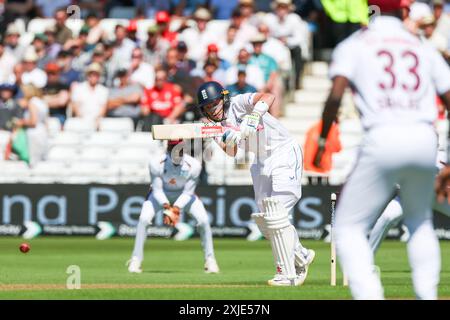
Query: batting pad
[[263, 197, 297, 280], [252, 209, 306, 269]]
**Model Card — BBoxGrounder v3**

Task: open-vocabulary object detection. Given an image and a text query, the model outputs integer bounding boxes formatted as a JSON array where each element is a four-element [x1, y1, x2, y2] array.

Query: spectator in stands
[[216, 25, 243, 64], [113, 24, 136, 66], [176, 41, 196, 74], [0, 37, 17, 84], [225, 48, 264, 90], [265, 0, 310, 89], [225, 67, 257, 96], [11, 63, 24, 99], [163, 47, 203, 112], [89, 44, 110, 85], [230, 8, 258, 45], [90, 43, 106, 65], [54, 7, 73, 45], [129, 47, 155, 89], [70, 63, 108, 123], [204, 43, 231, 71], [42, 62, 70, 125], [79, 25, 95, 51], [106, 68, 143, 128], [36, 0, 71, 18], [249, 33, 283, 117], [142, 24, 170, 66], [22, 49, 47, 89], [432, 0, 450, 57], [156, 11, 178, 46], [139, 68, 185, 131], [164, 47, 190, 86], [44, 25, 62, 59], [0, 83, 22, 131], [179, 7, 214, 62], [56, 49, 81, 86], [201, 57, 226, 84], [127, 19, 141, 46], [258, 23, 292, 79], [419, 15, 450, 59], [238, 0, 260, 26], [15, 84, 49, 167], [303, 120, 341, 174], [85, 12, 104, 46], [66, 37, 92, 72], [210, 0, 239, 20], [103, 40, 121, 87], [4, 24, 26, 60], [31, 33, 52, 70]]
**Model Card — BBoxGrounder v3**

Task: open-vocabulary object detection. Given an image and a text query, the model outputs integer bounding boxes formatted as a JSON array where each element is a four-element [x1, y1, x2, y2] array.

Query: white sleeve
[[429, 47, 450, 95], [232, 93, 257, 114], [149, 162, 169, 205], [286, 16, 306, 48], [328, 37, 358, 81], [173, 163, 201, 209]]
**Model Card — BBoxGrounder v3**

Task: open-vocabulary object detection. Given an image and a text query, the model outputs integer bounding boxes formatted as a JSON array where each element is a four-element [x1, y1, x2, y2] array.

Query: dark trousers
[[290, 46, 304, 90], [331, 22, 361, 46]]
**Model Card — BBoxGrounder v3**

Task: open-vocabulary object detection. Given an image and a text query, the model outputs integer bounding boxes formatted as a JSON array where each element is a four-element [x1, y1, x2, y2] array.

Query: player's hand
[[222, 128, 241, 148], [240, 112, 260, 139], [163, 205, 180, 227], [435, 166, 450, 204]]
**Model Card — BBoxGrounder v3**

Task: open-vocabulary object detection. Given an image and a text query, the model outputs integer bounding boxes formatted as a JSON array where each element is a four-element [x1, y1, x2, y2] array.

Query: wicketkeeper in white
[[128, 139, 219, 274], [313, 0, 450, 299], [196, 81, 315, 286]]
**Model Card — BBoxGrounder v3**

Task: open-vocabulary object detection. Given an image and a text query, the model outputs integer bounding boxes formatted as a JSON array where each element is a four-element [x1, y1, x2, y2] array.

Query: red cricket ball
[[19, 243, 30, 253]]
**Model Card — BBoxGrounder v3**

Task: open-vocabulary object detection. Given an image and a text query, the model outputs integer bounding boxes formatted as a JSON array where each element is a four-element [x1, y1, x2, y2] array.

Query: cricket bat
[[151, 123, 225, 140]]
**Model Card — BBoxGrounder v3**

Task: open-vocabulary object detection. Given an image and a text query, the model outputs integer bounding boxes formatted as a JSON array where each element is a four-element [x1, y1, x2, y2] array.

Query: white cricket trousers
[[131, 192, 215, 261], [334, 123, 441, 300]]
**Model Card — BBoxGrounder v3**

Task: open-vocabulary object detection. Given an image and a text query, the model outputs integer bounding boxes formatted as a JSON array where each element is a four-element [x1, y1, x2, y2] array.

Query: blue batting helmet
[[196, 81, 230, 122]]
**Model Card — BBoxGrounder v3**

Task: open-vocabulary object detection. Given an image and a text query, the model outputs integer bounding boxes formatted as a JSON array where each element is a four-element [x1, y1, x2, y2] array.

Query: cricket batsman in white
[[128, 139, 219, 274], [313, 0, 450, 299], [195, 81, 315, 286]]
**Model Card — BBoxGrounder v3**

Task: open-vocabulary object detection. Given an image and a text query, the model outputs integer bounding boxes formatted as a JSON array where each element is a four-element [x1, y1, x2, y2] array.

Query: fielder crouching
[[128, 139, 219, 274], [196, 81, 315, 286]]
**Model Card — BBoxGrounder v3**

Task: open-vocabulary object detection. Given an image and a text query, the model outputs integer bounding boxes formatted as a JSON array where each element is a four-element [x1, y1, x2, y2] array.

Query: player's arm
[[313, 76, 348, 168], [234, 92, 275, 141], [165, 165, 201, 226], [251, 92, 275, 114], [149, 163, 170, 207]]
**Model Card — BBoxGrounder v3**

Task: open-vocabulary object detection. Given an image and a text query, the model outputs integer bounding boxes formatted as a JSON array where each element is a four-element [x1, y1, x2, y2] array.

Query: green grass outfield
[[0, 237, 449, 299]]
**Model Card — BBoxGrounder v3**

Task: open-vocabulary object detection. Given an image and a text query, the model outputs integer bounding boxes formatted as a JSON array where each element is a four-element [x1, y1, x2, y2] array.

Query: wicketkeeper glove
[[163, 204, 180, 227], [239, 112, 260, 139]]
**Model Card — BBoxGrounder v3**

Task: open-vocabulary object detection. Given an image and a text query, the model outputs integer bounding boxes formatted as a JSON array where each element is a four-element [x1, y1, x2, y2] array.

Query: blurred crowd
[[0, 0, 313, 166], [0, 0, 449, 167]]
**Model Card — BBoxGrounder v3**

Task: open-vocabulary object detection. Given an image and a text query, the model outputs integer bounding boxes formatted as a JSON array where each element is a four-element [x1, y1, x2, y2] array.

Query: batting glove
[[239, 112, 260, 139], [222, 128, 241, 148]]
